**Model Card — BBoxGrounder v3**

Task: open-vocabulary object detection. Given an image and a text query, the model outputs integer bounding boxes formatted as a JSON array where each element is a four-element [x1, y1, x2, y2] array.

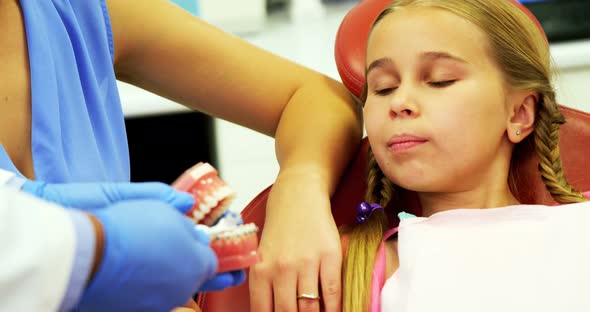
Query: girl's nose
[[389, 89, 419, 119]]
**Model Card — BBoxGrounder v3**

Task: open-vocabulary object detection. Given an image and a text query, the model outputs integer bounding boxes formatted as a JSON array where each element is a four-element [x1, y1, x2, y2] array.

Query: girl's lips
[[387, 134, 428, 152], [389, 140, 426, 152]]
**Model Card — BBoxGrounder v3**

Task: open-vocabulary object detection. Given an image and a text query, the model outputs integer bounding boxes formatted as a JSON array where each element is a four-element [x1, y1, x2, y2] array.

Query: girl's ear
[[507, 91, 537, 143]]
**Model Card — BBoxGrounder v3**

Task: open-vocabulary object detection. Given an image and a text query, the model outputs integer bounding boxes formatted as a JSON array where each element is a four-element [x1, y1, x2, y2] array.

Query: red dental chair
[[198, 0, 590, 310]]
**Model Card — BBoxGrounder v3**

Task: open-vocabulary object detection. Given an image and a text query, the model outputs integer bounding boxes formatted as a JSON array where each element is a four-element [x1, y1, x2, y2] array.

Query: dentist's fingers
[[319, 251, 342, 312], [249, 262, 274, 311], [272, 267, 298, 312], [297, 260, 321, 312]]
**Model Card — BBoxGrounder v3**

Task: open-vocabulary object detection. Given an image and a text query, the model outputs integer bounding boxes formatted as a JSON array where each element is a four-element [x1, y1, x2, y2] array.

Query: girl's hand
[[249, 172, 342, 312]]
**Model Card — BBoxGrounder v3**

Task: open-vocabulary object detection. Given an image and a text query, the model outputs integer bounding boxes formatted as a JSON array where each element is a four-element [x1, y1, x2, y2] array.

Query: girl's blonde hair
[[342, 1, 588, 311]]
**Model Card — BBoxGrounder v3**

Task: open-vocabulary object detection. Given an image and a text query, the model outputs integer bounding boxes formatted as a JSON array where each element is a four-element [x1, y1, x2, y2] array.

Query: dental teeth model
[[173, 162, 260, 272], [172, 162, 236, 225], [202, 222, 260, 273]]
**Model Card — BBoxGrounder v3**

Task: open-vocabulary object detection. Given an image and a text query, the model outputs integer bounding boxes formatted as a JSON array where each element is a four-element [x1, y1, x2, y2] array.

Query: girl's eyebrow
[[367, 51, 467, 76], [366, 57, 394, 76], [421, 51, 468, 64]]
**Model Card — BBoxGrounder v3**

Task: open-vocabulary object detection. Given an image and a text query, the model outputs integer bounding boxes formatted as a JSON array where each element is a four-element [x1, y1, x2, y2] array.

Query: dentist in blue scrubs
[[0, 0, 362, 312]]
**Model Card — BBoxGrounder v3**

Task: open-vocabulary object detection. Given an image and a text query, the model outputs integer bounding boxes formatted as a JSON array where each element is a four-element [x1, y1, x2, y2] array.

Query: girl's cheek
[[364, 103, 387, 124]]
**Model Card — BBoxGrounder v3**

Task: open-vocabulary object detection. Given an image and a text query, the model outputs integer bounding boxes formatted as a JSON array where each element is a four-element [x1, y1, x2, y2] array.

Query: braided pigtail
[[342, 148, 393, 312], [534, 95, 587, 203]]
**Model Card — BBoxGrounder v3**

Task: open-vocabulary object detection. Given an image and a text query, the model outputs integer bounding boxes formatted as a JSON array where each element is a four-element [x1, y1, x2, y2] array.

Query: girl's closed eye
[[428, 79, 456, 88], [374, 86, 398, 96], [368, 73, 399, 96], [422, 61, 467, 89]]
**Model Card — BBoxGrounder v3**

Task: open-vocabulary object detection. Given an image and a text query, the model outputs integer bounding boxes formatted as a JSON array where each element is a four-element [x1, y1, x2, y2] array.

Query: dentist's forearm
[[274, 77, 363, 197]]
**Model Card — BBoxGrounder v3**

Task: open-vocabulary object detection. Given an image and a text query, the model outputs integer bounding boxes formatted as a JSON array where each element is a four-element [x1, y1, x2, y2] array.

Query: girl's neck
[[416, 140, 520, 217], [418, 186, 520, 217]]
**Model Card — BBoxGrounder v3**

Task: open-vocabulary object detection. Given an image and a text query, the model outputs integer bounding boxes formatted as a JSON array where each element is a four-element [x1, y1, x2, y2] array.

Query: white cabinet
[[199, 0, 267, 34], [551, 40, 590, 111]]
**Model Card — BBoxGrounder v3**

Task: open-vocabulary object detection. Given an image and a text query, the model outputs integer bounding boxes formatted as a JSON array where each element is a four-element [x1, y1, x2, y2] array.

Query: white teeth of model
[[199, 203, 211, 214], [217, 186, 232, 199], [193, 210, 204, 221], [204, 195, 218, 207], [218, 186, 230, 197]]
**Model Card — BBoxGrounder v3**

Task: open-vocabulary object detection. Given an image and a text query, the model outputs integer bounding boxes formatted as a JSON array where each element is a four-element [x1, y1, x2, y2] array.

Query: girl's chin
[[388, 179, 443, 194]]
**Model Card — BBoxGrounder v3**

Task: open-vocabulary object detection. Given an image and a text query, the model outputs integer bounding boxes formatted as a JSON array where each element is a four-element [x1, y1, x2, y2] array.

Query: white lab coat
[[0, 186, 75, 311]]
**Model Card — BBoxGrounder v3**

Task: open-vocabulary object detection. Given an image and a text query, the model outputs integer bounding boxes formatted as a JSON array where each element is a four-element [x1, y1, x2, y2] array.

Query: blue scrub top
[[0, 0, 130, 183]]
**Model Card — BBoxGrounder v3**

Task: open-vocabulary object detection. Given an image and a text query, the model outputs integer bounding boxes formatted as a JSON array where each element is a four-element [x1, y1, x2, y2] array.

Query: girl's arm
[[106, 0, 363, 311]]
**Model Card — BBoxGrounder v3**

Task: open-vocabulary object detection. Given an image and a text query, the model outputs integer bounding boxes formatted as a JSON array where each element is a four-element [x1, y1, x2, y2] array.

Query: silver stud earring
[[516, 130, 521, 136]]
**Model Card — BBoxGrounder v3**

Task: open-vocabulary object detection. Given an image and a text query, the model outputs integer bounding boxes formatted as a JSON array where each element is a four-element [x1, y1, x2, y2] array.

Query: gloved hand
[[22, 180, 193, 212], [77, 199, 217, 312], [198, 270, 247, 292]]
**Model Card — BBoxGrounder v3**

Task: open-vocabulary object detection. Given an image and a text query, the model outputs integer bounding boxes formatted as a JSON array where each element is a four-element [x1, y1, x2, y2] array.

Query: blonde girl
[[342, 0, 589, 311]]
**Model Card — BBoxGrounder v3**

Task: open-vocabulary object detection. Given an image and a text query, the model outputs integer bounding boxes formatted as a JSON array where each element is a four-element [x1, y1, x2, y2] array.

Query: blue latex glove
[[77, 199, 217, 312], [197, 210, 247, 292], [198, 270, 247, 292], [22, 180, 193, 212]]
